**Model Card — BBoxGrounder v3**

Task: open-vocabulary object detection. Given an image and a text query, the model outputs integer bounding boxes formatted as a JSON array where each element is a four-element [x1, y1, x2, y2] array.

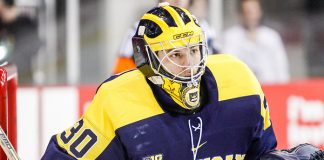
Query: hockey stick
[[0, 126, 20, 160]]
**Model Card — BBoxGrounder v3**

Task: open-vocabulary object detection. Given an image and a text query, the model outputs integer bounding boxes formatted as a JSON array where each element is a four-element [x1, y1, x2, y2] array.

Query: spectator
[[113, 0, 219, 74], [190, 0, 219, 54], [221, 0, 290, 84], [0, 0, 41, 84]]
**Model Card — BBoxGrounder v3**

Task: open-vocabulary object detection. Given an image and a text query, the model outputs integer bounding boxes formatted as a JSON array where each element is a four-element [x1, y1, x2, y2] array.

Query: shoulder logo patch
[[143, 153, 163, 160]]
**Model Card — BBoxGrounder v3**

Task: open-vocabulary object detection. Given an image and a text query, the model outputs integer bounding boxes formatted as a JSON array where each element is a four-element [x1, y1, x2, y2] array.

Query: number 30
[[60, 119, 98, 158]]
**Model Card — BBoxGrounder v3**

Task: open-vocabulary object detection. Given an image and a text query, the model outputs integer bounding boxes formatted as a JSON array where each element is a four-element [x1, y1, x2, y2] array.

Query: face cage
[[145, 34, 208, 85]]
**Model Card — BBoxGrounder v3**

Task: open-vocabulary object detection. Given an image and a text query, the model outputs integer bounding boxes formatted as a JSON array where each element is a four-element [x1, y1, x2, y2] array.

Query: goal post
[[0, 63, 18, 160]]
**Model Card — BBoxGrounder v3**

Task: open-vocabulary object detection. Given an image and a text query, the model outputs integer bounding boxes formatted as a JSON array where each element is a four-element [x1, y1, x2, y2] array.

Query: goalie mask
[[132, 2, 208, 110]]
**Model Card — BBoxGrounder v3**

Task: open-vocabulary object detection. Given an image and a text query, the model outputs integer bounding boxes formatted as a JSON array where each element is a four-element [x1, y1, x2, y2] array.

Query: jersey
[[42, 54, 277, 160]]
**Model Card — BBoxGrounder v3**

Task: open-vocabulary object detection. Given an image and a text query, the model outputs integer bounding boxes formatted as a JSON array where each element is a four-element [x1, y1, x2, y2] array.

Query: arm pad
[[260, 143, 324, 160]]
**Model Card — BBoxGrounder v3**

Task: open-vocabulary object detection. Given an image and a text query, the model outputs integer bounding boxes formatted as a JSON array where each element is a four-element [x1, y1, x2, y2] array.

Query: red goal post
[[0, 63, 18, 160]]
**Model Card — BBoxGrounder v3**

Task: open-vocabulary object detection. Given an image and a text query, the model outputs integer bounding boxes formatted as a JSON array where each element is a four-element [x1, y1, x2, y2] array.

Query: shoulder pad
[[207, 54, 263, 101]]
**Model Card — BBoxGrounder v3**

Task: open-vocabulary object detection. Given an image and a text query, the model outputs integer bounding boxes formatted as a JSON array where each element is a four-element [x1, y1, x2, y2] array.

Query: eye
[[169, 52, 181, 59], [190, 47, 199, 55]]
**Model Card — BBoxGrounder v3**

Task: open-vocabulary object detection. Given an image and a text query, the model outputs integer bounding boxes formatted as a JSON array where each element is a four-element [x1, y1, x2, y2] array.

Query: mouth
[[182, 72, 191, 76], [180, 72, 193, 77], [180, 69, 198, 77]]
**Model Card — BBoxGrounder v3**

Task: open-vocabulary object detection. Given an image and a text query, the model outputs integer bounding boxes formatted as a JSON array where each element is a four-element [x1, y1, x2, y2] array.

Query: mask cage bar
[[145, 33, 208, 84]]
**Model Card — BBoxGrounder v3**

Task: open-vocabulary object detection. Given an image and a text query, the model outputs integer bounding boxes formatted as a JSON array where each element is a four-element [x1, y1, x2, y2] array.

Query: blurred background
[[0, 0, 324, 159], [1, 0, 323, 85]]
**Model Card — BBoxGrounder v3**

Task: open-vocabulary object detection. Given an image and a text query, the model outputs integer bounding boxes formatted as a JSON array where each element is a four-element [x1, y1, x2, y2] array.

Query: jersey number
[[60, 119, 98, 158]]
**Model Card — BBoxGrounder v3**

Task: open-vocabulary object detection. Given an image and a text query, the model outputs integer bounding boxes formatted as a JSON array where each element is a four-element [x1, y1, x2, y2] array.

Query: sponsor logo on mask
[[173, 31, 194, 40]]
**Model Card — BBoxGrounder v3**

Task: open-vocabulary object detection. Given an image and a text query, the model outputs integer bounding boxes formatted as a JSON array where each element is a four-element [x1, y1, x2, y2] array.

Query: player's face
[[156, 46, 201, 77]]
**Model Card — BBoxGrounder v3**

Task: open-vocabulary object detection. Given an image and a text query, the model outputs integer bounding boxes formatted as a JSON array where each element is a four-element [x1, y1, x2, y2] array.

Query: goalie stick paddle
[[0, 126, 20, 160]]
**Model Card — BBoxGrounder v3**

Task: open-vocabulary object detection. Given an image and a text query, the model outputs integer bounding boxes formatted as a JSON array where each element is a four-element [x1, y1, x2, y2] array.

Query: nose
[[181, 53, 196, 68], [181, 57, 190, 66], [180, 51, 193, 66], [180, 53, 195, 76]]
